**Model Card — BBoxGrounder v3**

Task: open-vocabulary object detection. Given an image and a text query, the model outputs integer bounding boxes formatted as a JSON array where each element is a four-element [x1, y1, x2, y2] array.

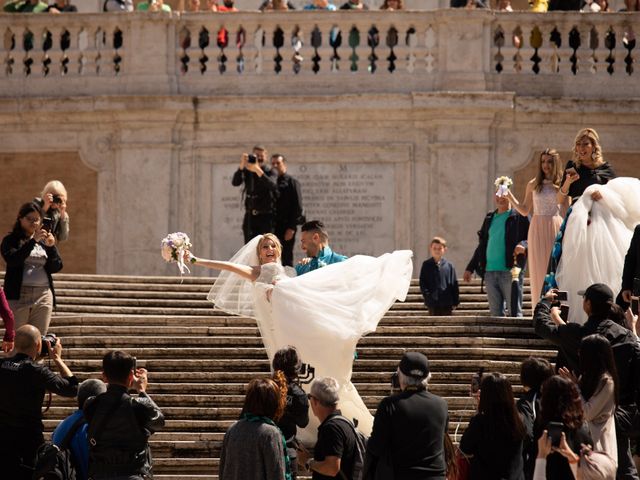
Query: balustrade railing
[[0, 11, 637, 98], [492, 12, 637, 77]]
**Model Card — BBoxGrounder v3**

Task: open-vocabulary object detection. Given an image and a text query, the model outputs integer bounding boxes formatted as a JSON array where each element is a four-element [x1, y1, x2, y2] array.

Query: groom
[[295, 220, 348, 275]]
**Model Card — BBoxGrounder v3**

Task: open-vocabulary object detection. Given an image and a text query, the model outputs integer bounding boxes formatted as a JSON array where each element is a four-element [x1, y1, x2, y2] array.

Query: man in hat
[[534, 283, 640, 480], [364, 352, 449, 479]]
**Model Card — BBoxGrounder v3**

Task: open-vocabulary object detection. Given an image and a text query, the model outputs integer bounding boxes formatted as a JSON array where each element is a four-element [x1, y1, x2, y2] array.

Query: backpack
[[331, 415, 368, 480], [32, 416, 85, 480]]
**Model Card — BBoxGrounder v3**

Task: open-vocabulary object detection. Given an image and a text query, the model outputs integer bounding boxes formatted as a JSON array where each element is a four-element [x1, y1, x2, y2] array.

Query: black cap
[[399, 352, 429, 379], [577, 283, 614, 305]]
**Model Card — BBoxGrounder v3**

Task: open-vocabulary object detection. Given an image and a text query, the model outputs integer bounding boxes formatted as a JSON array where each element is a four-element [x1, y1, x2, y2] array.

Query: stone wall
[[0, 11, 638, 275]]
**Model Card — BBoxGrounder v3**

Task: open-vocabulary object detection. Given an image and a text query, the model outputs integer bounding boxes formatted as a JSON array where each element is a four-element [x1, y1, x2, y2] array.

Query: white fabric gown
[[207, 237, 414, 443], [556, 177, 640, 324]]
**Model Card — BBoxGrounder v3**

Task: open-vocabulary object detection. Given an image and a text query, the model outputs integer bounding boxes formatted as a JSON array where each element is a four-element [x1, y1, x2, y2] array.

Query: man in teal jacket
[[295, 220, 347, 276]]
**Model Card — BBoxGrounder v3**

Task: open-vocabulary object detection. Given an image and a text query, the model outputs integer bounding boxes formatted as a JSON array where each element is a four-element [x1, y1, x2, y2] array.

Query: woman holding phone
[[545, 129, 640, 324], [1, 202, 62, 334]]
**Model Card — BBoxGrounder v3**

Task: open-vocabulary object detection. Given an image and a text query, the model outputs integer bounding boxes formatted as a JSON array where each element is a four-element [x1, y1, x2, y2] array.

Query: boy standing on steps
[[419, 237, 460, 316]]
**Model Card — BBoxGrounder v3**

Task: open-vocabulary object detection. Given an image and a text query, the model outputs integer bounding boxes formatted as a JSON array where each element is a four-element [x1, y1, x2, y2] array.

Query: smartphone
[[547, 421, 563, 447], [632, 298, 639, 316], [41, 217, 54, 232], [556, 291, 568, 302], [633, 277, 640, 297], [132, 356, 137, 372], [560, 304, 570, 322]]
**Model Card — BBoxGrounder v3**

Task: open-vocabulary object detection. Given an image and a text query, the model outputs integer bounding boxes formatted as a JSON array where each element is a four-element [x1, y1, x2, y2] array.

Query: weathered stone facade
[[1, 11, 638, 274]]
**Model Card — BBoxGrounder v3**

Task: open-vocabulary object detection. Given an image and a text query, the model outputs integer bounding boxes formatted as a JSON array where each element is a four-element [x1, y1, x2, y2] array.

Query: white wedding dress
[[207, 237, 414, 443], [556, 177, 640, 324]]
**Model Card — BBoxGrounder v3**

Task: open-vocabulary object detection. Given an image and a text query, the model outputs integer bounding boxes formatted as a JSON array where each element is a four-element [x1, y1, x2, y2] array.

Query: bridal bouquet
[[494, 176, 513, 197], [161, 232, 195, 274]]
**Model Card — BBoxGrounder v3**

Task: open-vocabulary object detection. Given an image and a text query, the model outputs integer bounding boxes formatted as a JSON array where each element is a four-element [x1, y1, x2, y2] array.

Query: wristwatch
[[305, 459, 316, 471]]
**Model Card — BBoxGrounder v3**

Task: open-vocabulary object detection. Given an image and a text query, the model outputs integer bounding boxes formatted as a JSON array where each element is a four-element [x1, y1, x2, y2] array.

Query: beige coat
[[582, 374, 618, 466]]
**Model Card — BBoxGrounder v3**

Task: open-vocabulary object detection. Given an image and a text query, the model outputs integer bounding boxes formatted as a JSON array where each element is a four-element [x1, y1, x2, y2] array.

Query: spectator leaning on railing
[[137, 0, 172, 11], [103, 0, 134, 10], [3, 0, 47, 12], [45, 0, 77, 12]]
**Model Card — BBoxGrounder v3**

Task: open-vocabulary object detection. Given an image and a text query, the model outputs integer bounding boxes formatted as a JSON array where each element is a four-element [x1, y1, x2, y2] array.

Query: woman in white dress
[[190, 233, 414, 440]]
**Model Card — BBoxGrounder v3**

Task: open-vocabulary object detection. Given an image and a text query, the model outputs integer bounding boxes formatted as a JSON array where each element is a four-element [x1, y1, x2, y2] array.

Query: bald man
[[0, 325, 78, 479]]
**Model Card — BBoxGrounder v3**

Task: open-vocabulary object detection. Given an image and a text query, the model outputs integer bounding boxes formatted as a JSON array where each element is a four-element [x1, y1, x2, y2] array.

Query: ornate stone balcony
[[1, 10, 638, 99]]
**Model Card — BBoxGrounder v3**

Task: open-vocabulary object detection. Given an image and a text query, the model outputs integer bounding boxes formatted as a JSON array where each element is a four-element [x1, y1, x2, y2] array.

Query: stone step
[[48, 324, 538, 338], [57, 346, 553, 360], [55, 335, 548, 349], [55, 357, 526, 373], [49, 314, 535, 328]]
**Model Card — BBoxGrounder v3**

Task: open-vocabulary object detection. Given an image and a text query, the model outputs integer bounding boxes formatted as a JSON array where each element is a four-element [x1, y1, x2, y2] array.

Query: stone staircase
[[1, 273, 554, 479]]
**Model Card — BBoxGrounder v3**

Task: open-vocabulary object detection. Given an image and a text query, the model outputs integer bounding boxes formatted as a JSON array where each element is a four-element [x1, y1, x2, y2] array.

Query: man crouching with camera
[[0, 325, 78, 479]]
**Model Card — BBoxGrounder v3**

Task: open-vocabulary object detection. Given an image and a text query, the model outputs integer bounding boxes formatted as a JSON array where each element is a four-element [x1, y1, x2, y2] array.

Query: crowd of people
[[2, 124, 640, 480], [1, 0, 401, 12], [8, 0, 636, 12]]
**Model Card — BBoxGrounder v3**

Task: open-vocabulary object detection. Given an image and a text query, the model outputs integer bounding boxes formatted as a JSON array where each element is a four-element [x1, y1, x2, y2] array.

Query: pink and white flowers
[[161, 232, 194, 274]]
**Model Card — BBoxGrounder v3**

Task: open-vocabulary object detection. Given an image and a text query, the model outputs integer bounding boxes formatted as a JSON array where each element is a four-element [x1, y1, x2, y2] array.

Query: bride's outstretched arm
[[191, 256, 260, 282]]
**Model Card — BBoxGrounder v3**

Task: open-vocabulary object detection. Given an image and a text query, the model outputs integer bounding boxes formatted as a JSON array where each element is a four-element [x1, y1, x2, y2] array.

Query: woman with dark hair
[[460, 372, 526, 479], [219, 372, 292, 480], [517, 357, 554, 480], [507, 149, 566, 300], [1, 202, 62, 335], [574, 334, 618, 465], [538, 375, 592, 479], [272, 346, 309, 479]]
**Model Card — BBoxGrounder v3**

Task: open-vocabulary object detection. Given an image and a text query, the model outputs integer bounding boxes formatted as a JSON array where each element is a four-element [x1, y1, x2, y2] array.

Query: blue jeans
[[485, 270, 513, 316], [510, 268, 525, 318]]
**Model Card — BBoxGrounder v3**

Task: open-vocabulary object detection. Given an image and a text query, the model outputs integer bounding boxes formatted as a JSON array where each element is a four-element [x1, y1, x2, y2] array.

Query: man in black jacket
[[0, 325, 78, 480], [84, 350, 165, 480], [620, 224, 640, 309], [534, 283, 640, 480], [232, 146, 279, 243], [365, 352, 449, 479], [271, 154, 305, 267], [463, 187, 529, 317]]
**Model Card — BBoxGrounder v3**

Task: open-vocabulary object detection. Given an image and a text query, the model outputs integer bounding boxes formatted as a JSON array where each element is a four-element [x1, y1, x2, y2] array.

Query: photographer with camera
[[232, 146, 279, 243], [35, 180, 70, 242], [1, 202, 62, 335], [0, 324, 78, 480], [84, 350, 165, 480]]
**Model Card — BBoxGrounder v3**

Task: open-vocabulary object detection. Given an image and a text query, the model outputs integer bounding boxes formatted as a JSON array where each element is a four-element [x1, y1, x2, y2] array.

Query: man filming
[[0, 324, 78, 479], [232, 146, 279, 243]]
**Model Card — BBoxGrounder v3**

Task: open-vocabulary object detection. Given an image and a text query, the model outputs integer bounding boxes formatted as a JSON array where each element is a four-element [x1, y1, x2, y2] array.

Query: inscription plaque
[[211, 163, 395, 262]]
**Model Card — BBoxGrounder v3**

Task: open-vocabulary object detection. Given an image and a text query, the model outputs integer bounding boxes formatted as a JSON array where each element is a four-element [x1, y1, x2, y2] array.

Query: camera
[[560, 304, 570, 322], [41, 217, 54, 232], [247, 154, 257, 164], [52, 195, 62, 204], [40, 333, 58, 356], [298, 363, 315, 384], [391, 371, 400, 390]]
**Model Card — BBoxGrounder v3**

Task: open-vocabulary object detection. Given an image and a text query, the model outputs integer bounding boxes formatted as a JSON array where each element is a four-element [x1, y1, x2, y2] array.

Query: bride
[[190, 233, 414, 441]]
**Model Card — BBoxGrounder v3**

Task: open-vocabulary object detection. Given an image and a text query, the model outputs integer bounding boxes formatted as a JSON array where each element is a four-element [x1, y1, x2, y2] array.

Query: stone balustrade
[[1, 10, 638, 98]]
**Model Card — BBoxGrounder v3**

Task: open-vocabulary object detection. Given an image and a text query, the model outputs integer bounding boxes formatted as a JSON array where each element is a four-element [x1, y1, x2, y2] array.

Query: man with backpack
[[0, 325, 78, 480], [48, 379, 107, 480], [364, 352, 449, 479], [297, 376, 360, 479], [84, 350, 165, 480]]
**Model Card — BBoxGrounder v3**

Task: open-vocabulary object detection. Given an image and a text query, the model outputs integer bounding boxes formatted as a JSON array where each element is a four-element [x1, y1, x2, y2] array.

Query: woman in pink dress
[[508, 149, 568, 301]]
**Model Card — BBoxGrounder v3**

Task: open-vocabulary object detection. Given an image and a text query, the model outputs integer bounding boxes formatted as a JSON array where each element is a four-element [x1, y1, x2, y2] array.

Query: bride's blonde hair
[[256, 233, 282, 264], [573, 128, 603, 167]]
